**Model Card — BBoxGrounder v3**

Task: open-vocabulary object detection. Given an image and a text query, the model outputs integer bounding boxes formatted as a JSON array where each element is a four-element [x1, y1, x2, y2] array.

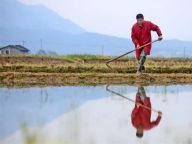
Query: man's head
[[136, 13, 144, 26], [136, 124, 144, 138]]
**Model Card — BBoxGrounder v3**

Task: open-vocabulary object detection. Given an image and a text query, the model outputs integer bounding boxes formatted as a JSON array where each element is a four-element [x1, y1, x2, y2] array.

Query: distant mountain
[[0, 28, 132, 55], [0, 0, 192, 57], [0, 0, 86, 34], [0, 0, 131, 55], [151, 40, 192, 57]]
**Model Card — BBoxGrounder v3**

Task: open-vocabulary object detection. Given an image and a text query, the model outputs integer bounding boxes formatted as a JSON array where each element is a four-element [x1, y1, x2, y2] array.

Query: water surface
[[0, 85, 192, 144]]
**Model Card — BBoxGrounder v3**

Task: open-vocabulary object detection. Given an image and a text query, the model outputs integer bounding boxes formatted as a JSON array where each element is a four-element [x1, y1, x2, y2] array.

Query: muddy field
[[0, 55, 192, 87]]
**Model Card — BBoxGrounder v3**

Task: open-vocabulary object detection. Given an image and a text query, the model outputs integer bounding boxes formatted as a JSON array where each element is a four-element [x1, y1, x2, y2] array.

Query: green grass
[[1, 54, 192, 62], [0, 54, 191, 86], [0, 54, 192, 74], [1, 63, 192, 73]]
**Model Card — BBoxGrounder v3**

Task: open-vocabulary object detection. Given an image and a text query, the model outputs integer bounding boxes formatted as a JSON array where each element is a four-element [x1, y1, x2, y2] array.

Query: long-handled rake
[[85, 39, 159, 72], [105, 39, 159, 70], [106, 85, 160, 113]]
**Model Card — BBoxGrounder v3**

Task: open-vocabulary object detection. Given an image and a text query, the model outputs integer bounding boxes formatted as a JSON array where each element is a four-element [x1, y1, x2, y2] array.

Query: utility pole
[[183, 47, 186, 58], [40, 39, 43, 49], [102, 45, 104, 56], [22, 40, 26, 47]]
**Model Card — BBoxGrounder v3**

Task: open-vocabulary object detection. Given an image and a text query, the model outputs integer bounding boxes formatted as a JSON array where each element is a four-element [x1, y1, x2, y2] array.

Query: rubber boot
[[137, 50, 146, 74], [138, 86, 147, 102], [137, 56, 146, 73]]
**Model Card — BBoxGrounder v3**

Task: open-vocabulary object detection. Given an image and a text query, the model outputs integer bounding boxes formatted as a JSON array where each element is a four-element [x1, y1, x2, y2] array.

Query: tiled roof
[[0, 45, 30, 52]]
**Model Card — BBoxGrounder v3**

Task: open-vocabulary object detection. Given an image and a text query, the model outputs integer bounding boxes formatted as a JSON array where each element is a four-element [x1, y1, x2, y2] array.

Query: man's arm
[[131, 26, 140, 47], [150, 22, 163, 40], [150, 111, 162, 128]]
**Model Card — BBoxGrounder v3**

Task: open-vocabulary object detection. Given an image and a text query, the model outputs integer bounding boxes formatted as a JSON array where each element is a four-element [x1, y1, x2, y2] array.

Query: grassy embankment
[[0, 54, 192, 86]]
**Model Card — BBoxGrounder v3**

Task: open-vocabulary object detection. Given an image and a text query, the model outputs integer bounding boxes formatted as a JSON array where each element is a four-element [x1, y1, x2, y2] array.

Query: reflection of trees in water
[[0, 89, 11, 105], [110, 86, 130, 101], [40, 88, 49, 107], [117, 86, 129, 95], [162, 86, 167, 102], [162, 86, 180, 102], [110, 85, 182, 103]]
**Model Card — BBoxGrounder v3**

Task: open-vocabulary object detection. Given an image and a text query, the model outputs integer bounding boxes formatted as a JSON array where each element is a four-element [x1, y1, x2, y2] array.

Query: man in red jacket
[[131, 14, 163, 74], [131, 86, 162, 138]]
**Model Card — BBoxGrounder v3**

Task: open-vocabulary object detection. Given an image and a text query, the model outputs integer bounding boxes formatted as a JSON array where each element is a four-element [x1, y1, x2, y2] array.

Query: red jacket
[[131, 94, 161, 130], [131, 21, 162, 60]]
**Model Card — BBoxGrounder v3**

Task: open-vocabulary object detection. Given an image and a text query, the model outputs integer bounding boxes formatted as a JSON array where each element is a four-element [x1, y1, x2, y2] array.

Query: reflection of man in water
[[131, 86, 162, 138]]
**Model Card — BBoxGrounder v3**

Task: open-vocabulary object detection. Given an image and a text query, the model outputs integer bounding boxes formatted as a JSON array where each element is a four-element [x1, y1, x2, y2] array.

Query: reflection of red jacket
[[131, 21, 162, 60], [131, 93, 161, 130]]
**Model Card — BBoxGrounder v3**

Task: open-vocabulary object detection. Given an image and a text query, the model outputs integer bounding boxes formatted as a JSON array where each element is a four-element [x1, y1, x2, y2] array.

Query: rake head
[[106, 62, 113, 71]]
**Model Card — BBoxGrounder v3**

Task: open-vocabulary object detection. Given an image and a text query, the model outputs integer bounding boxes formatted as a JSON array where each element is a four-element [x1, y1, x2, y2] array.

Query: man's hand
[[158, 35, 163, 41], [158, 111, 162, 117], [136, 103, 141, 108], [136, 45, 140, 49]]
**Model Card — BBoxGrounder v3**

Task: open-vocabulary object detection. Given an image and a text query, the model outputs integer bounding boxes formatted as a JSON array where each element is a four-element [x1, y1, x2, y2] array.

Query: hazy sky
[[19, 0, 191, 40]]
